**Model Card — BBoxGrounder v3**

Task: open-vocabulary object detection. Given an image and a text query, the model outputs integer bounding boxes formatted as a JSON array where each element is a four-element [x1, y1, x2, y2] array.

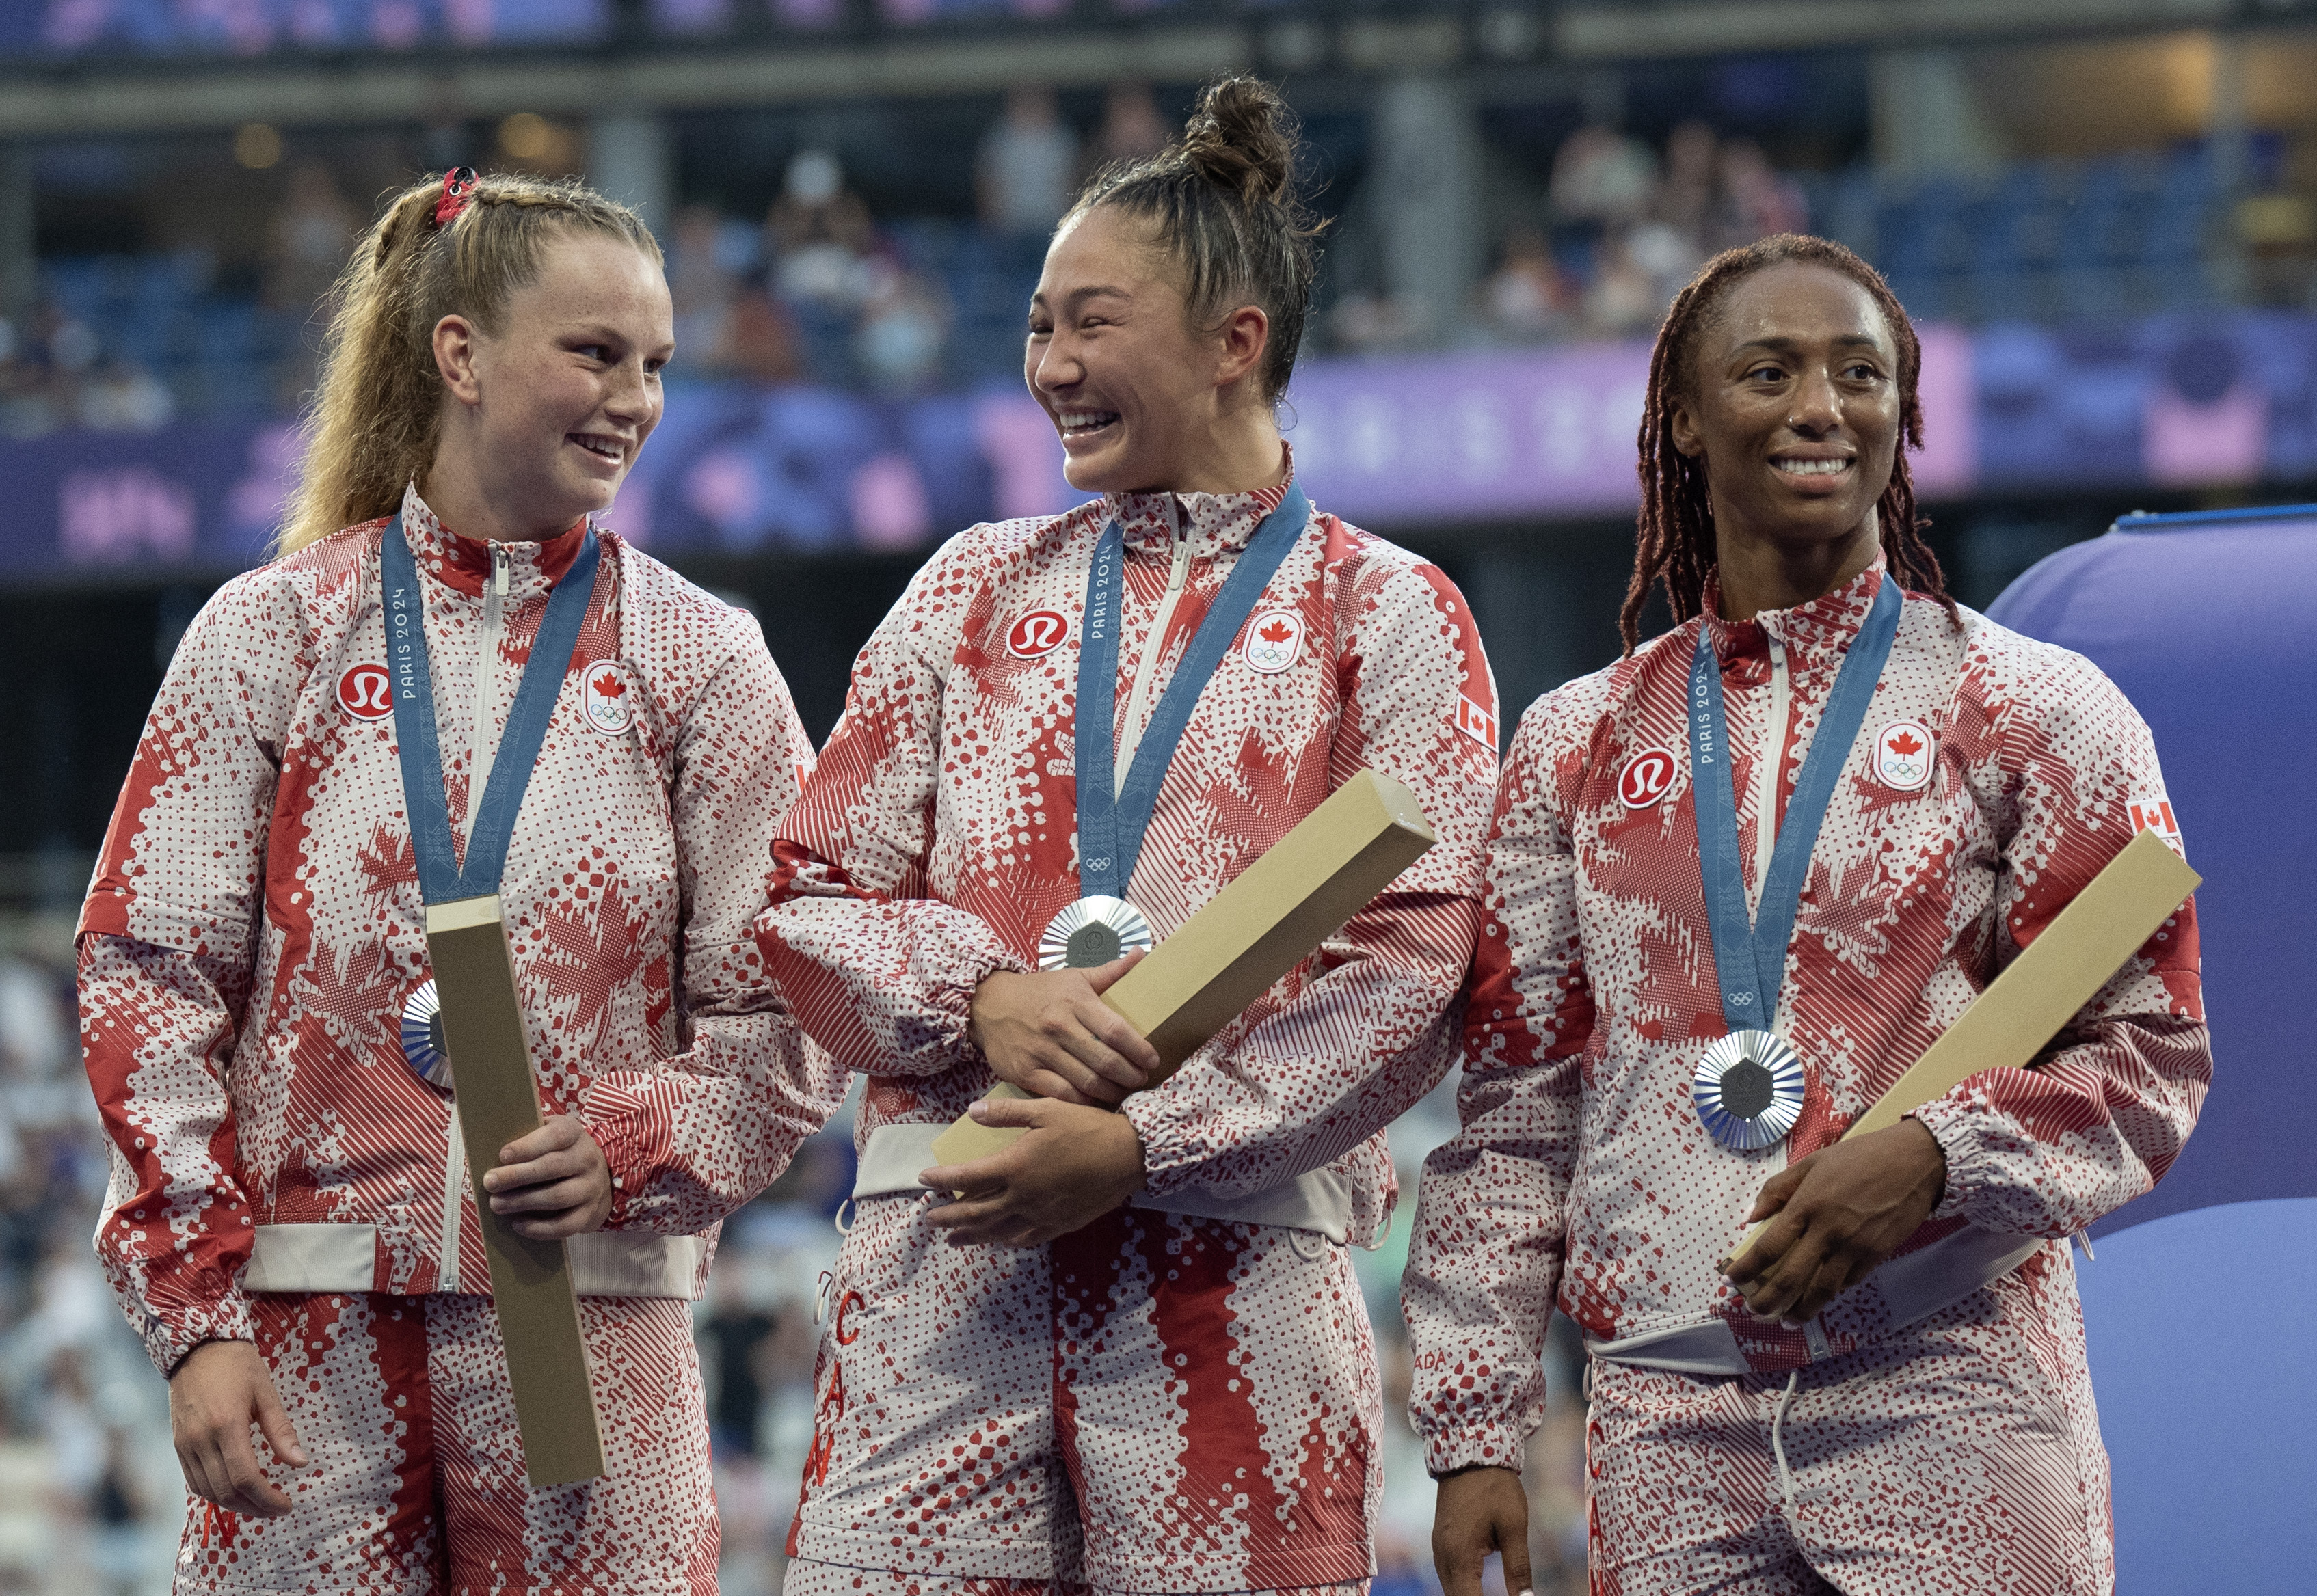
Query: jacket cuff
[[137, 1282, 258, 1379], [580, 1071, 682, 1230], [1912, 1093, 1984, 1225], [1419, 1420, 1531, 1478], [1117, 1086, 1216, 1198]]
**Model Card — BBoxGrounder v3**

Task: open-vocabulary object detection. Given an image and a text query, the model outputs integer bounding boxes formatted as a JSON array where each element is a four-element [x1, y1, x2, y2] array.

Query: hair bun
[[1179, 77, 1298, 208]]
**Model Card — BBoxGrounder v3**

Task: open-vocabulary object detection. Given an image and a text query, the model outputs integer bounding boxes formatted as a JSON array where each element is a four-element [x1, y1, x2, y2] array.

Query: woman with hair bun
[[79, 169, 830, 1590], [760, 78, 1499, 1594], [1405, 235, 2208, 1594]]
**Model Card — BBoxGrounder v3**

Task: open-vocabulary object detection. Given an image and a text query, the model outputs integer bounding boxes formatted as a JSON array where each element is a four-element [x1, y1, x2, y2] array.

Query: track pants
[[787, 1196, 1380, 1593], [173, 1291, 717, 1595], [1585, 1268, 2113, 1596]]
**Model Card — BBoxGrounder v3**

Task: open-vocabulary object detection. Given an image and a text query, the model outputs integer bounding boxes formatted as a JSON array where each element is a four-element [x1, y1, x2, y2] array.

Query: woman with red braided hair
[[77, 168, 831, 1591], [1404, 234, 2208, 1595]]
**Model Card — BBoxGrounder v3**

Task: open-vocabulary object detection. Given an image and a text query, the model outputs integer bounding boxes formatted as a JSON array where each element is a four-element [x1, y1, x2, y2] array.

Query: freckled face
[[455, 232, 675, 535]]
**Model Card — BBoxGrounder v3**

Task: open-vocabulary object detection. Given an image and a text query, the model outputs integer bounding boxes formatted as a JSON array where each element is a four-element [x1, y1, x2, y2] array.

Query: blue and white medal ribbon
[[1043, 485, 1309, 966], [1688, 576, 1901, 1150], [382, 513, 600, 1080]]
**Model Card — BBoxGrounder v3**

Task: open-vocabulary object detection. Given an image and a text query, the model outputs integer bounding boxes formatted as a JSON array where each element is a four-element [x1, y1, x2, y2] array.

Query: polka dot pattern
[[1402, 562, 2210, 1586], [170, 1290, 718, 1593], [792, 1199, 1379, 1591]]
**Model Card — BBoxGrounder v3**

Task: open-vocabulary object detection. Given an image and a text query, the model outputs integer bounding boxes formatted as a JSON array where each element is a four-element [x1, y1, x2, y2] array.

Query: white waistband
[[1586, 1225, 2050, 1375], [239, 1223, 704, 1300], [853, 1121, 1352, 1245]]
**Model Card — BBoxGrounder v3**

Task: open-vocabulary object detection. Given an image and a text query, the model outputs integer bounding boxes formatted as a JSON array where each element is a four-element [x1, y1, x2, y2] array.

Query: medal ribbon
[[1689, 574, 1901, 1031], [383, 514, 601, 904], [1074, 484, 1309, 900]]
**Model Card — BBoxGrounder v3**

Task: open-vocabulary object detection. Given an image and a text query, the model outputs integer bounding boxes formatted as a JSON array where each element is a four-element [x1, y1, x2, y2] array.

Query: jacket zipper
[[1112, 500, 1194, 796]]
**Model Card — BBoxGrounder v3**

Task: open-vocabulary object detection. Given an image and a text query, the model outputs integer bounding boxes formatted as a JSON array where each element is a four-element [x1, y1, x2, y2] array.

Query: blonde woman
[[77, 169, 829, 1592]]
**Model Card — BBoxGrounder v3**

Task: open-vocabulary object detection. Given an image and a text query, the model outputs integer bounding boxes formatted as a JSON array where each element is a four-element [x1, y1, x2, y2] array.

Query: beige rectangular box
[[931, 767, 1436, 1166], [1732, 828, 2201, 1260], [425, 893, 606, 1487]]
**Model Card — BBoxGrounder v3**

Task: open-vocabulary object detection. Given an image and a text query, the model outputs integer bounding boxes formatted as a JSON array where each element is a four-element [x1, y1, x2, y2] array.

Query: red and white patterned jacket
[[1404, 560, 2209, 1472], [79, 487, 832, 1375], [756, 470, 1499, 1243]]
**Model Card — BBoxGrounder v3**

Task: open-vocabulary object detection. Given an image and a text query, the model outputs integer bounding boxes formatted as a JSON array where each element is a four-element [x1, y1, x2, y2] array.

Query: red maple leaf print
[[1259, 619, 1294, 644], [592, 671, 627, 699], [1886, 730, 1923, 757]]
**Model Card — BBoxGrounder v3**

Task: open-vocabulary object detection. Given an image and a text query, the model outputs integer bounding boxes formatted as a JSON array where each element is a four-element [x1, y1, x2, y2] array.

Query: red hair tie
[[436, 167, 477, 226]]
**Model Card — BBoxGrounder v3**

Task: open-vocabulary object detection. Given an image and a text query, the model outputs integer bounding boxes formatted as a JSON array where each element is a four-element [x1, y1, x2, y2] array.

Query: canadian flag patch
[[2128, 795, 2186, 858], [582, 661, 635, 736], [1454, 693, 1498, 750], [1242, 608, 1303, 673], [1873, 720, 1936, 791]]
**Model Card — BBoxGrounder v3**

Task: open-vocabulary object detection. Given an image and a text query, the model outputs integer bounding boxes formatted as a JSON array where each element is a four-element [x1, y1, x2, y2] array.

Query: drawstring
[[1769, 1369, 1802, 1511], [832, 1197, 856, 1236], [2072, 1228, 2095, 1261], [199, 1500, 238, 1547]]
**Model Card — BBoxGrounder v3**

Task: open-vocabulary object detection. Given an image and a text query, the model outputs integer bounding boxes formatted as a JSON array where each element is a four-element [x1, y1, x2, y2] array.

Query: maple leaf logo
[[592, 671, 627, 699], [1886, 730, 1923, 757], [1259, 619, 1294, 644]]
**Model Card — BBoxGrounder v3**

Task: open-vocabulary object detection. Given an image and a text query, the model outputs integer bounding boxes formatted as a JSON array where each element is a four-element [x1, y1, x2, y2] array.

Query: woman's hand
[[969, 953, 1161, 1107], [1720, 1116, 1948, 1325], [1433, 1465, 1533, 1596], [920, 1094, 1147, 1246], [169, 1339, 309, 1518], [482, 1113, 613, 1239]]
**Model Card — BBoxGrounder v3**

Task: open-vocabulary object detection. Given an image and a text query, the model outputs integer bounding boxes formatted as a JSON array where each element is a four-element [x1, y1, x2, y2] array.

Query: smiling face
[[1025, 205, 1271, 495], [1669, 260, 1901, 569], [432, 229, 674, 538]]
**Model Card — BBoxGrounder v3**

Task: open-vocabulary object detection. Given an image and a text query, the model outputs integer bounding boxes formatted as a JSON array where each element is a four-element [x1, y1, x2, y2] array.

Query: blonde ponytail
[[276, 170, 662, 556]]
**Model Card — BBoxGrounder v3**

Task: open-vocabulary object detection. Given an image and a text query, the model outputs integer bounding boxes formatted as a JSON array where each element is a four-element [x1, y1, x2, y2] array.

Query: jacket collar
[[1099, 442, 1298, 560], [398, 482, 589, 602], [1700, 554, 1890, 673]]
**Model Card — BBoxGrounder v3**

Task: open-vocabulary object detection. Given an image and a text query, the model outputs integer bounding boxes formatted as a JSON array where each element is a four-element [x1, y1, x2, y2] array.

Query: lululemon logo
[[337, 663, 393, 722], [1619, 747, 1677, 809], [1008, 609, 1070, 659]]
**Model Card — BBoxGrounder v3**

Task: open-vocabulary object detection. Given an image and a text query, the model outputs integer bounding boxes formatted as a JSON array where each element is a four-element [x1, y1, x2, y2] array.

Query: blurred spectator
[[724, 286, 807, 384], [768, 150, 877, 310], [1655, 118, 1719, 240], [669, 204, 744, 375], [1480, 225, 1578, 342], [1585, 230, 1661, 336], [703, 1269, 777, 1461], [1550, 124, 1658, 233], [1093, 81, 1170, 173], [1711, 138, 1808, 250], [1625, 217, 1706, 312], [78, 357, 174, 433], [855, 264, 951, 394], [264, 163, 358, 317], [978, 84, 1079, 237]]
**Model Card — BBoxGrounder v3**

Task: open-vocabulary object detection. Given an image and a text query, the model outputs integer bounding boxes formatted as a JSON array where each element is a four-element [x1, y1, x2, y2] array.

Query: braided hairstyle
[[1069, 76, 1323, 401], [277, 170, 661, 555], [1619, 232, 1955, 653]]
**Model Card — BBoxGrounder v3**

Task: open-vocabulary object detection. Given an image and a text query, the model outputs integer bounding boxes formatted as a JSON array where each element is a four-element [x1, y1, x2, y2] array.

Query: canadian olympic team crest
[[1008, 609, 1071, 659], [1873, 720, 1936, 791], [582, 662, 634, 736], [336, 663, 393, 722], [1242, 608, 1303, 673], [1618, 746, 1678, 809]]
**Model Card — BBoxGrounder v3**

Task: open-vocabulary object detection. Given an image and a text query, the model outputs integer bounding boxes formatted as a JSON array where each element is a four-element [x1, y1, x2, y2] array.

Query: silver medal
[[1038, 895, 1155, 972], [1693, 1029, 1804, 1151], [400, 979, 454, 1090]]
